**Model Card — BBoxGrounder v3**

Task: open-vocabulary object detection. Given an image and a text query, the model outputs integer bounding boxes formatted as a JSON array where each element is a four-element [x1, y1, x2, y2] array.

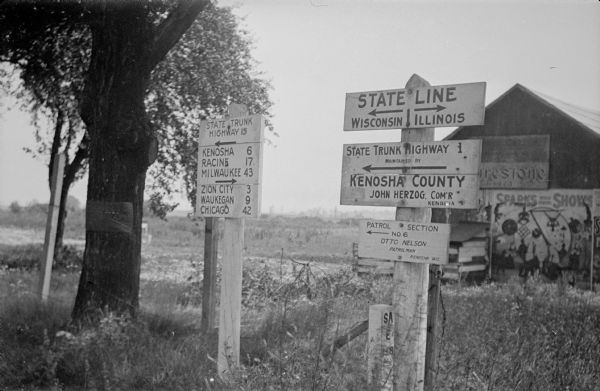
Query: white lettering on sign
[[358, 219, 450, 265], [344, 82, 486, 131]]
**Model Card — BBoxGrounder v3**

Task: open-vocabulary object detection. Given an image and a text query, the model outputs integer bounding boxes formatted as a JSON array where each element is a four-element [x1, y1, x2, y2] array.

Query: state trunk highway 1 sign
[[340, 140, 481, 208]]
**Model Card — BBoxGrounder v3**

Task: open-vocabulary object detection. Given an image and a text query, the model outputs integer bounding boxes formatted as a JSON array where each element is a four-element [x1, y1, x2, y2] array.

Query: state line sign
[[344, 82, 486, 131], [196, 114, 265, 218], [340, 140, 481, 208], [358, 219, 450, 265]]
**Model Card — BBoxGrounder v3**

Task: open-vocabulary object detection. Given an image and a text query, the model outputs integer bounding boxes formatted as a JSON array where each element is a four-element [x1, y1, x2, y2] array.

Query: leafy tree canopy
[[0, 1, 273, 217]]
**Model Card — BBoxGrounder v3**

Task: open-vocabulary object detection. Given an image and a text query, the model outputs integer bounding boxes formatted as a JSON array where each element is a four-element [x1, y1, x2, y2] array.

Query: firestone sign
[[344, 82, 486, 131]]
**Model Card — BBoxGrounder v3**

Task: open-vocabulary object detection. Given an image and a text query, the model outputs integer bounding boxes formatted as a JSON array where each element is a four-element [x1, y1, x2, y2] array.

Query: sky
[[1, 0, 599, 215]]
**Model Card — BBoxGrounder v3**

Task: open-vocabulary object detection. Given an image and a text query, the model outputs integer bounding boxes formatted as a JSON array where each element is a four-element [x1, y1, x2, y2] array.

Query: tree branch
[[320, 319, 369, 358], [149, 0, 211, 70]]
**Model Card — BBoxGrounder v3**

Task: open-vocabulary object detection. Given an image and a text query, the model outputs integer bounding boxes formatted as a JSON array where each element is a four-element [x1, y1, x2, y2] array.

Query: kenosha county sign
[[340, 140, 481, 208], [196, 114, 265, 218], [358, 219, 450, 264], [344, 82, 486, 131]]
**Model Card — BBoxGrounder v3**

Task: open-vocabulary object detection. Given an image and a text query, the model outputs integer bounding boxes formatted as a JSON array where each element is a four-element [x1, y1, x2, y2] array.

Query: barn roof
[[445, 83, 600, 139]]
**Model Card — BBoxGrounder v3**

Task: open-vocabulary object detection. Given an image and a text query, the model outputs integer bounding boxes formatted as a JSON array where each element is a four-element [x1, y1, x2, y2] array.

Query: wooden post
[[368, 304, 394, 390], [392, 74, 433, 391], [39, 153, 66, 302], [202, 104, 249, 333], [218, 217, 244, 378], [201, 217, 219, 332], [425, 209, 450, 389]]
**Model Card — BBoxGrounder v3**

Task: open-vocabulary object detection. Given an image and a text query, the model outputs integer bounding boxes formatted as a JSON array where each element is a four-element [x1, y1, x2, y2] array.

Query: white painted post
[[218, 217, 244, 378], [39, 153, 66, 302], [368, 304, 394, 390], [392, 74, 433, 391]]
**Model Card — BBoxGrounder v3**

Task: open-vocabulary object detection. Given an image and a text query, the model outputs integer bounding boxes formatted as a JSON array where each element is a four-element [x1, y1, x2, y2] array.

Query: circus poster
[[485, 189, 595, 281]]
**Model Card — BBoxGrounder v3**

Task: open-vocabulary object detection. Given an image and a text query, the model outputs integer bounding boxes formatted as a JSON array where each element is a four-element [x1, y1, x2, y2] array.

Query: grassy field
[[1, 207, 600, 390]]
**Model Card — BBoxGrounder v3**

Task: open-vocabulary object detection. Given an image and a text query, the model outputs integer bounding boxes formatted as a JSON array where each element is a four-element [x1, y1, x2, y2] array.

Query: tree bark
[[72, 7, 155, 320]]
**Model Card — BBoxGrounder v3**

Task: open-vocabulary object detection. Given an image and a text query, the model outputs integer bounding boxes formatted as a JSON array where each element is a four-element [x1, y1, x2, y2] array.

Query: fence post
[[39, 152, 66, 302]]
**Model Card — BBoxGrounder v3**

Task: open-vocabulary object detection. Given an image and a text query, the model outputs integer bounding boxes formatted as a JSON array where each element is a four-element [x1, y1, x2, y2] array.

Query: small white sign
[[344, 82, 486, 131], [358, 219, 450, 264], [342, 140, 481, 176]]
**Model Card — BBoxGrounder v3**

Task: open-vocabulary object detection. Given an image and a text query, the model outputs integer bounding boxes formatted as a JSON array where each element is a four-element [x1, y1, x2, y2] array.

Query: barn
[[439, 84, 600, 285]]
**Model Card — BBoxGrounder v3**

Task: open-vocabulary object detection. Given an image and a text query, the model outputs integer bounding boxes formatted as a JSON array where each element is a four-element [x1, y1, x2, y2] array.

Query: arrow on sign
[[368, 108, 404, 117], [366, 230, 389, 235], [362, 165, 447, 173], [216, 179, 237, 184], [414, 104, 445, 112], [215, 140, 237, 147]]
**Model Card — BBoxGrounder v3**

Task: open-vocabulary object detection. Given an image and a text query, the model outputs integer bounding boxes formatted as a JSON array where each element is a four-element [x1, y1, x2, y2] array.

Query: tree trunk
[[72, 8, 155, 320]]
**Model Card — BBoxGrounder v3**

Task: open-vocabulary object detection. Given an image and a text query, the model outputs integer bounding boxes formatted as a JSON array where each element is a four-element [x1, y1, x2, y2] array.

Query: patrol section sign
[[196, 114, 265, 218], [358, 219, 450, 264], [344, 82, 486, 131], [340, 140, 481, 208]]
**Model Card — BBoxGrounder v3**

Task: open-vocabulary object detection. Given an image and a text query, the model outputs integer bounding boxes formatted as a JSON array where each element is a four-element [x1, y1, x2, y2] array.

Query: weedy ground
[[1, 208, 600, 390]]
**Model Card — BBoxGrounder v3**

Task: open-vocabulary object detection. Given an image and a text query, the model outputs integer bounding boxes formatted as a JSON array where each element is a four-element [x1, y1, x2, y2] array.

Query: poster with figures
[[484, 189, 595, 282]]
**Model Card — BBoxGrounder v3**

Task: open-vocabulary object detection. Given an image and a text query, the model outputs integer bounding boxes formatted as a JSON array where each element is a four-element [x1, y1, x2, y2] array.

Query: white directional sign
[[196, 114, 265, 218], [342, 140, 481, 176], [344, 82, 486, 131], [198, 143, 261, 185], [340, 140, 481, 209], [199, 114, 264, 146], [358, 219, 450, 264]]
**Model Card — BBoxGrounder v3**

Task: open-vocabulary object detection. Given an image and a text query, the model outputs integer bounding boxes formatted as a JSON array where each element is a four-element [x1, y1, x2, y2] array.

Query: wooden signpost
[[343, 74, 485, 390], [196, 106, 265, 378], [39, 152, 65, 302], [368, 304, 394, 390]]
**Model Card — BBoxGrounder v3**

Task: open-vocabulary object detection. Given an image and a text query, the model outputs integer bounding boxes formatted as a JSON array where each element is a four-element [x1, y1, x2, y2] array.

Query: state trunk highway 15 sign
[[196, 114, 265, 218], [344, 82, 486, 131]]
